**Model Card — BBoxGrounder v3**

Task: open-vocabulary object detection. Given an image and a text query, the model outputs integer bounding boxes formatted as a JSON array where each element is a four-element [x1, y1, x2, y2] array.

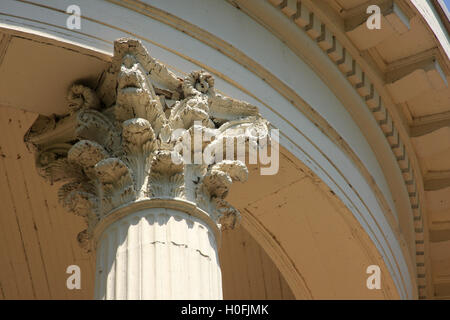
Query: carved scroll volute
[[25, 38, 271, 250]]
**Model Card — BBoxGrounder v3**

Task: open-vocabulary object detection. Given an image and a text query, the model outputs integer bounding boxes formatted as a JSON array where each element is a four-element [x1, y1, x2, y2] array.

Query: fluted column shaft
[[94, 206, 222, 300]]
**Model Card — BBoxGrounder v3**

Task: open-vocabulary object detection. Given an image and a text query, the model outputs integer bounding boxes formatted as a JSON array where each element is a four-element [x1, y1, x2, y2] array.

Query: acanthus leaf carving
[[25, 38, 271, 250], [67, 84, 100, 112]]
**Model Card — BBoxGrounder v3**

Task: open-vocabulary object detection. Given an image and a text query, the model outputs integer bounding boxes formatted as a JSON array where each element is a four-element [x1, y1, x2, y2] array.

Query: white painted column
[[94, 206, 222, 300], [25, 38, 269, 301]]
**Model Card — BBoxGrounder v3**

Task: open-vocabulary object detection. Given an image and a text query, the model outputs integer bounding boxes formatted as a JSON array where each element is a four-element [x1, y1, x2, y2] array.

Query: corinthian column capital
[[25, 38, 270, 252]]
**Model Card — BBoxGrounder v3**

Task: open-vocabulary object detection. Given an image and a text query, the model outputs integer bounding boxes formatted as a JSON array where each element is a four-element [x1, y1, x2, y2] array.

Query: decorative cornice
[[25, 38, 270, 251], [268, 0, 427, 298]]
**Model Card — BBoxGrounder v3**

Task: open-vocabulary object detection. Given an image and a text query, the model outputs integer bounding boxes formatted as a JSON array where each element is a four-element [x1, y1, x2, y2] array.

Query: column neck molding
[[92, 198, 221, 249]]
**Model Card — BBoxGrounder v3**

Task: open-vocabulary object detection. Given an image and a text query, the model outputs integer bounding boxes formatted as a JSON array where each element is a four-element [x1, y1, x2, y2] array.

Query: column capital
[[25, 38, 270, 251]]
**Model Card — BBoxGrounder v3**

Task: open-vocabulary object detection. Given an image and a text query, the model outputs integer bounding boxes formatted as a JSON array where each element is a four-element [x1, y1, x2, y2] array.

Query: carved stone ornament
[[25, 38, 270, 251]]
